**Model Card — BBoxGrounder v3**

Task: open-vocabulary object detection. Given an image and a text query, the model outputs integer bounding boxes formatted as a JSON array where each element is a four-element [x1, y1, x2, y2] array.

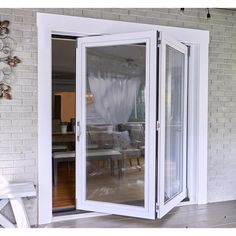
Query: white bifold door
[[157, 33, 188, 218], [76, 31, 188, 219]]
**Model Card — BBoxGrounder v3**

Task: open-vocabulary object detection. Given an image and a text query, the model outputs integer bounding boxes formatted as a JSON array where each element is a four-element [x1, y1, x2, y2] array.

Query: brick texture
[[0, 8, 236, 225]]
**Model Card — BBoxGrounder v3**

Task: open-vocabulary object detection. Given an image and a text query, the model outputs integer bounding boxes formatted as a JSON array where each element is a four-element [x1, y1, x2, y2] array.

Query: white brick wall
[[0, 8, 236, 225]]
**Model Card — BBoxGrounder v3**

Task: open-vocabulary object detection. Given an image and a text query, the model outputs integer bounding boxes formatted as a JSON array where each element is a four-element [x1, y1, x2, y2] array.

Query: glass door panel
[[157, 33, 188, 218], [85, 44, 146, 206], [76, 31, 157, 219], [165, 45, 185, 203]]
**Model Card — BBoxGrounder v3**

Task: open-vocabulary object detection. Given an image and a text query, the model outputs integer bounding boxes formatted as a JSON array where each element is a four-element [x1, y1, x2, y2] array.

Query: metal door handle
[[77, 121, 81, 141]]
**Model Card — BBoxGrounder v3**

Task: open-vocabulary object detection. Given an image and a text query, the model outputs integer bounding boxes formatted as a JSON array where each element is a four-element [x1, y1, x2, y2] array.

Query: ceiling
[[52, 38, 146, 77], [52, 39, 76, 74]]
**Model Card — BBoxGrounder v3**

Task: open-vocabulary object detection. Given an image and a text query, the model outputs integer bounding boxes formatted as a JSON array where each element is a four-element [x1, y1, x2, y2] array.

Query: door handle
[[77, 121, 81, 141]]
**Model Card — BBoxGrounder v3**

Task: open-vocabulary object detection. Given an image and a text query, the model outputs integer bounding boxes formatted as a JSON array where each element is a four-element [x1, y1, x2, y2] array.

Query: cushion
[[119, 123, 145, 145], [113, 131, 132, 150], [130, 128, 145, 145], [124, 123, 144, 131]]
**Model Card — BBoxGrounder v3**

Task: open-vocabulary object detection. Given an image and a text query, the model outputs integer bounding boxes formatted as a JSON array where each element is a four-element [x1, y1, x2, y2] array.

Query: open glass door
[[76, 31, 157, 219], [157, 33, 188, 218]]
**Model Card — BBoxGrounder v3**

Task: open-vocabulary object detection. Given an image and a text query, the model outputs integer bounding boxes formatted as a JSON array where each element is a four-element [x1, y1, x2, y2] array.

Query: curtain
[[88, 73, 140, 125]]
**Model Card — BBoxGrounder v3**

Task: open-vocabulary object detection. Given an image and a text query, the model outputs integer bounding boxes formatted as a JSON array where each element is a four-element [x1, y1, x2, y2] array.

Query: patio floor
[[42, 200, 236, 228]]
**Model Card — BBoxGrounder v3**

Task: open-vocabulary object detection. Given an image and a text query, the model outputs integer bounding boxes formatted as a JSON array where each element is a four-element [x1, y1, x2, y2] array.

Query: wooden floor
[[44, 200, 236, 228], [52, 163, 75, 209]]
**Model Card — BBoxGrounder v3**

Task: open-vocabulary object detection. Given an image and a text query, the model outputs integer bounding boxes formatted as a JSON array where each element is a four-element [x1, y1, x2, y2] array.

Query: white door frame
[[76, 31, 157, 219], [37, 12, 209, 225]]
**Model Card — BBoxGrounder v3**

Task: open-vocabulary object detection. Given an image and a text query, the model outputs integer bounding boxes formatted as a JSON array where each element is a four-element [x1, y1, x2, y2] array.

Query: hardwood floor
[[52, 163, 75, 210], [45, 200, 236, 228]]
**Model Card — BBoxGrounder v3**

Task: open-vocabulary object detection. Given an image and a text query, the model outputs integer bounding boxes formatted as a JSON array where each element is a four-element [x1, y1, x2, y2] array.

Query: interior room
[[52, 37, 76, 211]]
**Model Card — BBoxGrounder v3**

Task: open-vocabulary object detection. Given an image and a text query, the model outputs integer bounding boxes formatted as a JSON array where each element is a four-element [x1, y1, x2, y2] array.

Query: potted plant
[[60, 121, 68, 134]]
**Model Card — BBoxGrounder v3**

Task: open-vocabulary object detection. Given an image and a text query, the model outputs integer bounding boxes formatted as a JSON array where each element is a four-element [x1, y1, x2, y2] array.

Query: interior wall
[[0, 8, 236, 225], [54, 92, 75, 122]]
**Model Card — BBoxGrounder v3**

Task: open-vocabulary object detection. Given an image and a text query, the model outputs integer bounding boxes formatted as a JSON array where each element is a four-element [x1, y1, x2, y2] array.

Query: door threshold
[[52, 211, 110, 223], [53, 208, 88, 216]]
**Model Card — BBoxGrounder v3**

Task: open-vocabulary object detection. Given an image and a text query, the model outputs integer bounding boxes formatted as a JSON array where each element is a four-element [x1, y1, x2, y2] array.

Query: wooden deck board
[[42, 200, 236, 228]]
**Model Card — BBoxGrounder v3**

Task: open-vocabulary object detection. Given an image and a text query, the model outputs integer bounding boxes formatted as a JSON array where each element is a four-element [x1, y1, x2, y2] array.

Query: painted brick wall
[[0, 8, 236, 225]]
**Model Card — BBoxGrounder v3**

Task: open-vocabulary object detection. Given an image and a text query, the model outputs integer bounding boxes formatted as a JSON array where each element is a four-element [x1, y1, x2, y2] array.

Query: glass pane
[[85, 44, 146, 207], [164, 45, 185, 203]]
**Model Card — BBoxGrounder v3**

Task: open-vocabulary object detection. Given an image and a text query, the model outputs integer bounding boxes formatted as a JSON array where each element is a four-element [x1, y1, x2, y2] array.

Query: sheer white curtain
[[89, 73, 140, 125]]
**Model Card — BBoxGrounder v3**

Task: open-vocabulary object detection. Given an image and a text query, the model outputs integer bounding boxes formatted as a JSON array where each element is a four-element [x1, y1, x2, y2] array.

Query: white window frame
[[37, 12, 209, 225]]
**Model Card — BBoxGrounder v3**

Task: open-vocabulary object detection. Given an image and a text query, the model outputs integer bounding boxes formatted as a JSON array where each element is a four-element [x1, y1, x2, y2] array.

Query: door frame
[[37, 12, 209, 225], [76, 31, 157, 219]]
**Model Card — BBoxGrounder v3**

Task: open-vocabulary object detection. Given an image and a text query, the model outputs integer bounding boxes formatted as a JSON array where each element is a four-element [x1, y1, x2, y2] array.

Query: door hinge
[[156, 203, 159, 212], [157, 31, 161, 46], [156, 121, 161, 131]]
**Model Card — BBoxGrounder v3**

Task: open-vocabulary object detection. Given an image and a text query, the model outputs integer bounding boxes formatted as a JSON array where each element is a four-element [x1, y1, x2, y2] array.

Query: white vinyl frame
[[37, 12, 209, 225], [76, 31, 157, 219], [157, 33, 188, 218]]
